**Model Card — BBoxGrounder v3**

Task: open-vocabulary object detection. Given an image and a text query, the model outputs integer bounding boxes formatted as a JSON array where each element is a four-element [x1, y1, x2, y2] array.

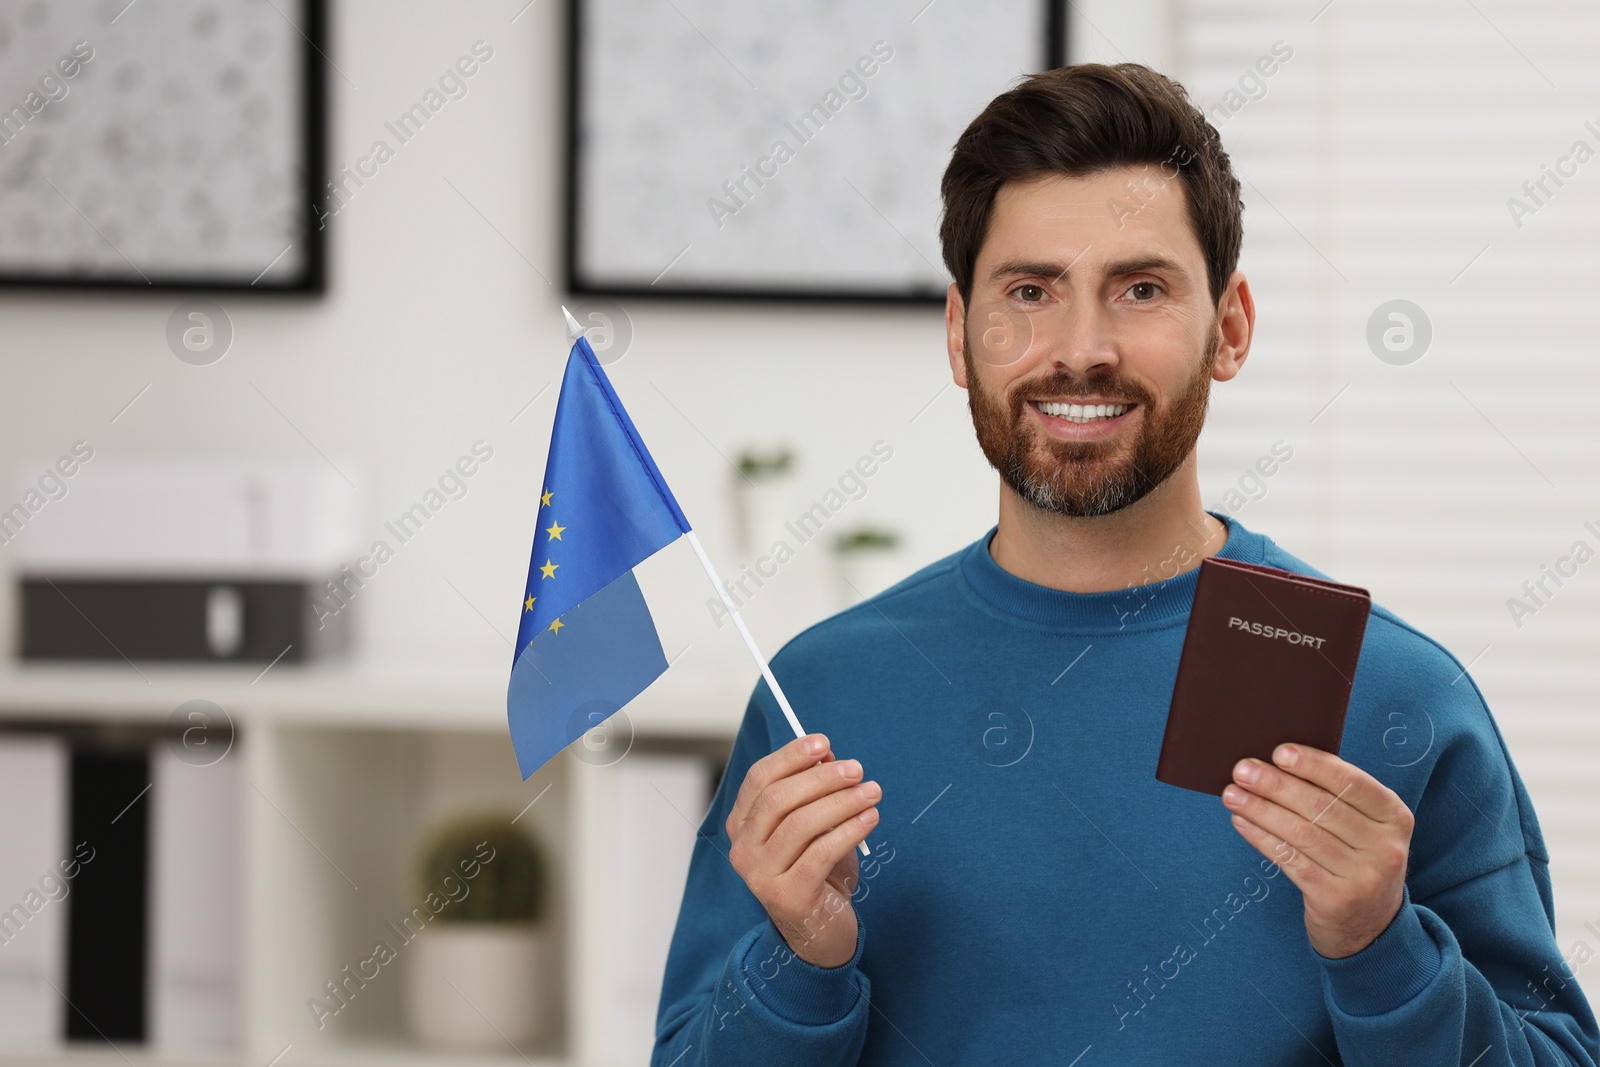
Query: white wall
[[0, 0, 1004, 685]]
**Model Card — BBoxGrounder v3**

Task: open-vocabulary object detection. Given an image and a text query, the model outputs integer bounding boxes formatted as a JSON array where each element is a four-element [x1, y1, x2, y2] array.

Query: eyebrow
[[986, 255, 1186, 285]]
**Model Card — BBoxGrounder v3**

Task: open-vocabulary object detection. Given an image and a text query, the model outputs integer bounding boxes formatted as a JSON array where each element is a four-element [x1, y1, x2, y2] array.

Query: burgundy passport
[[1155, 556, 1371, 796]]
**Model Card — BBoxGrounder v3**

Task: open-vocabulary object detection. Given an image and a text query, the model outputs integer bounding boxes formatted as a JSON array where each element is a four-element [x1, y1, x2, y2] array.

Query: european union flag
[[507, 331, 691, 778]]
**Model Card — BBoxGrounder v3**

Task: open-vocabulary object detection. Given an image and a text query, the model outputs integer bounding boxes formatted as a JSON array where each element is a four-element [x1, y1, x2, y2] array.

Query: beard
[[964, 325, 1219, 518]]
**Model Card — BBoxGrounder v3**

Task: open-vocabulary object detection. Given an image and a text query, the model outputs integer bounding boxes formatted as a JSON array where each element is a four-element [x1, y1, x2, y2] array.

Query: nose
[[1039, 295, 1118, 378]]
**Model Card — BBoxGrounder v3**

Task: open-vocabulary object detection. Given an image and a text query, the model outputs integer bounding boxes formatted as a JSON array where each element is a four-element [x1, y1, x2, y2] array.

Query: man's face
[[947, 166, 1240, 517]]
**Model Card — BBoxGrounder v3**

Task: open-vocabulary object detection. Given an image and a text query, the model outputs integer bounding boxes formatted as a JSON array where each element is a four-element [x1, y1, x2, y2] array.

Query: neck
[[988, 455, 1227, 593]]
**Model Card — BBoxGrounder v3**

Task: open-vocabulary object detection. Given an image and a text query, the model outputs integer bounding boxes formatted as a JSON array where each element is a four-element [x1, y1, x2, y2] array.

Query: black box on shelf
[[10, 460, 359, 665], [20, 577, 349, 663]]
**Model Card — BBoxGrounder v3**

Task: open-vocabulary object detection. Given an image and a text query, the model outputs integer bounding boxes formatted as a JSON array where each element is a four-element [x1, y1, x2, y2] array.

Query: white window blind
[[1179, 0, 1600, 990]]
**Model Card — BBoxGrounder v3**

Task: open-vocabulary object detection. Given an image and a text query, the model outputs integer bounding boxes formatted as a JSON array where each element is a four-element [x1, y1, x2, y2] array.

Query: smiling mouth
[[1031, 400, 1135, 424]]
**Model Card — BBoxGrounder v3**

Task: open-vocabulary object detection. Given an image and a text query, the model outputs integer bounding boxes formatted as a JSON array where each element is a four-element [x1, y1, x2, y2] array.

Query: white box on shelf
[[148, 743, 242, 1052], [12, 459, 357, 579], [589, 753, 711, 1066], [12, 459, 361, 663], [0, 735, 70, 1050]]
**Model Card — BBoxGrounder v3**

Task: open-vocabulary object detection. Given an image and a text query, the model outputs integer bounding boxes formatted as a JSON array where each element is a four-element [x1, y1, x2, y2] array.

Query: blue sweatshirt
[[652, 512, 1600, 1066]]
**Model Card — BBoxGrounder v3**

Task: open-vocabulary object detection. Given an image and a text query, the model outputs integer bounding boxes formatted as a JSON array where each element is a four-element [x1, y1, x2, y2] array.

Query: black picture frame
[[564, 0, 1066, 306], [0, 0, 327, 294]]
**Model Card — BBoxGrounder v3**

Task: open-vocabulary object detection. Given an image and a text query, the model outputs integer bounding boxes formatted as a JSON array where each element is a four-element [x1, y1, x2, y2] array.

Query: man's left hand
[[1222, 743, 1414, 959]]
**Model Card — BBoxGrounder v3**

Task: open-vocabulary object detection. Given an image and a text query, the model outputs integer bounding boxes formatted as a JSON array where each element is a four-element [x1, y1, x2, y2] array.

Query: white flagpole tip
[[561, 306, 585, 341]]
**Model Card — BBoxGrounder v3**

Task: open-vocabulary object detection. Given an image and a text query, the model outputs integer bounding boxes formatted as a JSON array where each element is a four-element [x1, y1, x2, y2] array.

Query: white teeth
[[1037, 401, 1130, 423]]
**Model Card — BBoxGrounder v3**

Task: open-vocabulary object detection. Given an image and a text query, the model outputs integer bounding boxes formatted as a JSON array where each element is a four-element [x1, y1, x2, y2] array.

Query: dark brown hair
[[939, 63, 1243, 307]]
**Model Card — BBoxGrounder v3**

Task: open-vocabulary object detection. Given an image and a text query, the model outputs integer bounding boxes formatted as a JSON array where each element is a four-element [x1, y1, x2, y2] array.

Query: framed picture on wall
[[566, 0, 1065, 304], [0, 0, 327, 292]]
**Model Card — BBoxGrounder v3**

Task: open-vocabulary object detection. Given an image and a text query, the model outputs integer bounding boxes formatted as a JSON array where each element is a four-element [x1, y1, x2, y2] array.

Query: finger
[[824, 847, 862, 900], [1231, 756, 1369, 851], [730, 734, 829, 827], [1223, 784, 1351, 874], [745, 757, 866, 848], [1271, 745, 1407, 826], [786, 802, 879, 895], [1228, 810, 1334, 898], [767, 779, 881, 875]]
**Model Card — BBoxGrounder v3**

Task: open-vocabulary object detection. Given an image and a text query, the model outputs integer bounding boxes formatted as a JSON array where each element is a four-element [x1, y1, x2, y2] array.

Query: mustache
[[1010, 370, 1156, 409]]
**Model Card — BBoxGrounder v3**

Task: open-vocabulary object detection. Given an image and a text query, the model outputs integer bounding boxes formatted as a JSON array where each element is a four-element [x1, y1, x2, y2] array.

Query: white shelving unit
[[0, 657, 745, 1067]]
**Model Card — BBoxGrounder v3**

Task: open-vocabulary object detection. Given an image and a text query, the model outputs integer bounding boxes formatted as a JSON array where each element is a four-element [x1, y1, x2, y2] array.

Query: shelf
[[0, 1053, 236, 1067], [288, 1047, 568, 1067], [0, 1048, 566, 1067], [0, 657, 747, 737], [0, 658, 738, 1066]]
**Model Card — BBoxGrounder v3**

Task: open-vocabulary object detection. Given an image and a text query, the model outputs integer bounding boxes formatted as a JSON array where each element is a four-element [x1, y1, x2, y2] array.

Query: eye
[[1125, 281, 1162, 302], [1010, 283, 1047, 303]]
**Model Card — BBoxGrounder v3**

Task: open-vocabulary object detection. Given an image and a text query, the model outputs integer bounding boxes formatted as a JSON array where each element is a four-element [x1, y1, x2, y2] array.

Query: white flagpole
[[682, 531, 870, 858], [563, 307, 870, 857]]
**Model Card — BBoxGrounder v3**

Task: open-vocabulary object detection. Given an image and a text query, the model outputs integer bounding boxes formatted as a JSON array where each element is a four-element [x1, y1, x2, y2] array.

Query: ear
[[1212, 271, 1255, 383], [946, 282, 969, 388]]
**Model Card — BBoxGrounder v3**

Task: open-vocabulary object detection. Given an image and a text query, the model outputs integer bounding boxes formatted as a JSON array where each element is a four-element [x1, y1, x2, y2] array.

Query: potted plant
[[405, 815, 550, 1052], [733, 446, 796, 556]]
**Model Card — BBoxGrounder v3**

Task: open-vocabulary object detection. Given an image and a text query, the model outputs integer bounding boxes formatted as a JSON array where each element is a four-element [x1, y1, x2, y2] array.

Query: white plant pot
[[736, 479, 797, 559], [835, 548, 907, 607], [406, 924, 547, 1052]]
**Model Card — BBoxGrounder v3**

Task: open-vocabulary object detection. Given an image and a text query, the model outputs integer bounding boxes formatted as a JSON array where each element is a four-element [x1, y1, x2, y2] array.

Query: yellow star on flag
[[540, 489, 554, 508], [524, 595, 535, 612], [540, 559, 558, 579], [548, 618, 564, 634], [545, 521, 566, 541]]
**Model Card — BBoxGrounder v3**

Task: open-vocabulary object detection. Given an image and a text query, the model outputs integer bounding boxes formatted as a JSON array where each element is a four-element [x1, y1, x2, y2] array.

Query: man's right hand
[[725, 733, 881, 968]]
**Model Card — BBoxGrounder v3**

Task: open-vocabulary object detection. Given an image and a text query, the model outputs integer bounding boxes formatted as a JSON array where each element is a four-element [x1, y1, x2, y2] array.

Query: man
[[651, 63, 1599, 1066]]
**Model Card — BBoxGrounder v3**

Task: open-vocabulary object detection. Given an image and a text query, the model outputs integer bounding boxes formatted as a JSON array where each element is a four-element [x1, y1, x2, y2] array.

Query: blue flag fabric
[[508, 336, 691, 778]]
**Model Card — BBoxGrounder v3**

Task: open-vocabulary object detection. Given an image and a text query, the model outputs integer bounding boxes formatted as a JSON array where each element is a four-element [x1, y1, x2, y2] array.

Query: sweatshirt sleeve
[[651, 682, 872, 1067], [1314, 672, 1600, 1067]]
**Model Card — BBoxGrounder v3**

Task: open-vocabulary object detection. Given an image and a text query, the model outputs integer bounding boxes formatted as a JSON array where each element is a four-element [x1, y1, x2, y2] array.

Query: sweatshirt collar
[[956, 510, 1266, 633]]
